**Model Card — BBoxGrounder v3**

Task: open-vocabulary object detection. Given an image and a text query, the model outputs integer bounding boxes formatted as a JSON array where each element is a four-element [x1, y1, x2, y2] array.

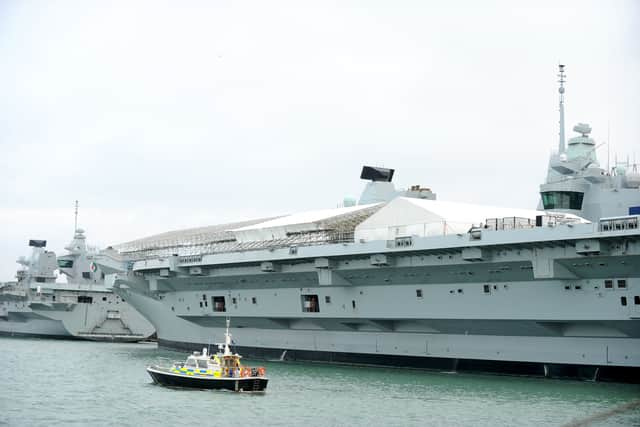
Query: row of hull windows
[[620, 296, 640, 306], [563, 279, 628, 292], [27, 295, 121, 303], [190, 281, 634, 314], [192, 294, 350, 314], [34, 271, 105, 283], [197, 295, 259, 312], [77, 296, 124, 304]]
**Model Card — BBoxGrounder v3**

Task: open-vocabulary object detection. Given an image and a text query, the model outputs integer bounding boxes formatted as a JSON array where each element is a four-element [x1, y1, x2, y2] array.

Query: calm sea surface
[[0, 337, 639, 426]]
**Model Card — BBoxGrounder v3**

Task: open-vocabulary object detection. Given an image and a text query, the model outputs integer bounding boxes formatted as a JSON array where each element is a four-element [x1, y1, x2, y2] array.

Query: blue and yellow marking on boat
[[170, 367, 217, 376]]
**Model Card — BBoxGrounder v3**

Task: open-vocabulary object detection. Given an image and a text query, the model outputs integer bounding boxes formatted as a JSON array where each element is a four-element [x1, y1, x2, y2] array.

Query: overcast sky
[[1, 0, 638, 281]]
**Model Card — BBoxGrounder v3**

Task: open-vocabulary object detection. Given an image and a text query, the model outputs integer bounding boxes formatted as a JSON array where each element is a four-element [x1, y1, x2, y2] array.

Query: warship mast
[[558, 64, 566, 154], [74, 200, 79, 234]]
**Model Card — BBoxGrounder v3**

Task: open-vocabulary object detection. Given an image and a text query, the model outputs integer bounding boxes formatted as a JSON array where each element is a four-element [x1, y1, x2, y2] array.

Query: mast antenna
[[607, 121, 610, 174], [74, 200, 79, 233], [558, 64, 566, 154]]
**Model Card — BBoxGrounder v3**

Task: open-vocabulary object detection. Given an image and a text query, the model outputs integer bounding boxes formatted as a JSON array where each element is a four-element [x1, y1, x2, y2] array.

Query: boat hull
[[147, 367, 268, 392]]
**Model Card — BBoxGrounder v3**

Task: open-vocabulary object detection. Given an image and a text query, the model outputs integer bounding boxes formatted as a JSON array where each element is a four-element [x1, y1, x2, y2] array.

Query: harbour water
[[0, 337, 638, 426]]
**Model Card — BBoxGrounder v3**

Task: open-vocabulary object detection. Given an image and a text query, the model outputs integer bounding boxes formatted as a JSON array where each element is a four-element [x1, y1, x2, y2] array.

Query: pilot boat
[[146, 320, 268, 392]]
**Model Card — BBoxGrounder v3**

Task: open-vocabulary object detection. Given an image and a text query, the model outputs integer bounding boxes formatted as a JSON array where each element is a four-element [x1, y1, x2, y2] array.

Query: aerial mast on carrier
[[74, 200, 79, 234], [558, 64, 566, 154]]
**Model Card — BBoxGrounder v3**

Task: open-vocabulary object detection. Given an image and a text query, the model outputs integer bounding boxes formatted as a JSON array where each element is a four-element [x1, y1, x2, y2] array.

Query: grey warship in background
[[0, 241, 70, 338], [0, 208, 155, 341], [100, 66, 640, 381]]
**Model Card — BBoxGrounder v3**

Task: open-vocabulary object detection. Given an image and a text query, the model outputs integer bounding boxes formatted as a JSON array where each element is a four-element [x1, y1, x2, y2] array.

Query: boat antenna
[[607, 121, 611, 174], [224, 317, 232, 356], [558, 64, 566, 154], [74, 200, 79, 234]]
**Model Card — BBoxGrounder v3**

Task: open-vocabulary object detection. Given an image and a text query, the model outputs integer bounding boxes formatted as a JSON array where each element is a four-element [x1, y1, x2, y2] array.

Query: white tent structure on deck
[[232, 203, 381, 243], [354, 197, 588, 242]]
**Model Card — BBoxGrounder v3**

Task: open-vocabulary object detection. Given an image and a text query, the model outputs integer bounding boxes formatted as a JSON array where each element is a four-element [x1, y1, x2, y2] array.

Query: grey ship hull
[[0, 292, 154, 342], [116, 288, 639, 382], [28, 291, 155, 342], [0, 310, 71, 339], [113, 219, 640, 382]]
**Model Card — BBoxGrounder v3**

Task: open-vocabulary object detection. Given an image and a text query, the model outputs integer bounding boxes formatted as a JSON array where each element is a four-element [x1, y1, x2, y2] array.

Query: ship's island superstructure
[[98, 66, 640, 381]]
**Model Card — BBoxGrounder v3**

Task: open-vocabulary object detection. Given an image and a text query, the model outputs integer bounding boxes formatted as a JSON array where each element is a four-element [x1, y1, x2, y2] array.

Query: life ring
[[257, 367, 265, 377]]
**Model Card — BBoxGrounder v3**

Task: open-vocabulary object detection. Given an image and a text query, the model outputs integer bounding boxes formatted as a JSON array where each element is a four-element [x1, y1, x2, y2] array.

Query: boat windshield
[[186, 357, 196, 367], [196, 360, 208, 369]]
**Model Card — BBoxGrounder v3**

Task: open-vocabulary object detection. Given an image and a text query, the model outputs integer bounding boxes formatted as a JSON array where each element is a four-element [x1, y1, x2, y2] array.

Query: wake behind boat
[[147, 320, 268, 392]]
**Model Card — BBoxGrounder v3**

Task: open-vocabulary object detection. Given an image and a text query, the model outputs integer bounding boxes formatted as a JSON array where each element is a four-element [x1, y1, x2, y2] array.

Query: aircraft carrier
[[99, 66, 640, 380], [0, 208, 155, 342]]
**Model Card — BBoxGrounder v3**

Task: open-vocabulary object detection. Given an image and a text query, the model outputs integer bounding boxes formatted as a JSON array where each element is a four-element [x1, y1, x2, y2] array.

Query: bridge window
[[57, 259, 73, 268], [604, 280, 613, 289], [212, 296, 226, 312], [634, 296, 640, 305], [617, 280, 627, 289], [621, 296, 627, 306], [82, 272, 91, 279], [540, 191, 584, 210], [77, 296, 93, 304]]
